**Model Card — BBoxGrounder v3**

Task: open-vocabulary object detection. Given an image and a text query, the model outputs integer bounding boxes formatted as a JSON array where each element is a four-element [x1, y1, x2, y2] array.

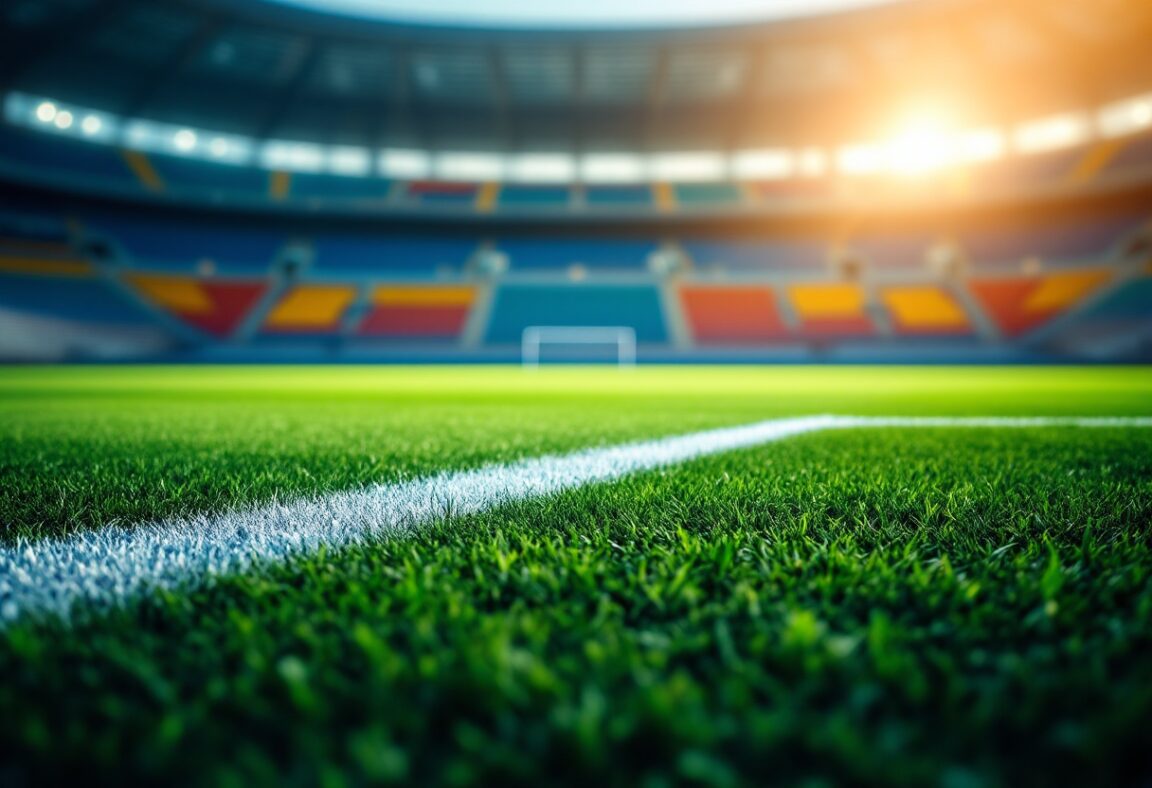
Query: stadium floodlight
[[731, 149, 793, 179], [1013, 113, 1091, 154], [328, 146, 372, 176], [506, 154, 576, 183], [836, 142, 886, 175], [173, 129, 197, 152], [35, 101, 57, 123], [80, 115, 102, 136], [1097, 95, 1152, 138], [885, 124, 955, 175], [579, 154, 646, 183], [648, 152, 727, 182], [379, 149, 432, 179], [522, 326, 636, 368], [954, 128, 1005, 163], [261, 140, 325, 172], [53, 110, 73, 130], [435, 152, 504, 181], [795, 148, 827, 177]]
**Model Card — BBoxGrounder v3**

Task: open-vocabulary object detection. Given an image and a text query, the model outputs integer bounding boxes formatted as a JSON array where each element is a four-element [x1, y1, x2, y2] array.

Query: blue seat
[[311, 235, 477, 273], [150, 154, 270, 200], [485, 284, 667, 343], [682, 239, 825, 270], [496, 238, 656, 270], [498, 186, 571, 208], [89, 217, 285, 273], [0, 126, 138, 189], [584, 185, 653, 207], [0, 271, 157, 326], [290, 173, 392, 202], [961, 213, 1145, 266], [1075, 277, 1152, 323]]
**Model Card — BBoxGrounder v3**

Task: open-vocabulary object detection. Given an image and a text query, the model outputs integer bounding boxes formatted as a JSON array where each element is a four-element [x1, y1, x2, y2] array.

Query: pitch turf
[[2, 366, 1152, 785]]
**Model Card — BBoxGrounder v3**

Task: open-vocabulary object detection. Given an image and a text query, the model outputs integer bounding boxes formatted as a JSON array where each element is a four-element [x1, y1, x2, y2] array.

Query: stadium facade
[[1, 0, 1151, 362]]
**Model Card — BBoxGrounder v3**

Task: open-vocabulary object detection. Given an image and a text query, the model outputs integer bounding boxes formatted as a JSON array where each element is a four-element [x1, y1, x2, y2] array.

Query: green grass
[[2, 366, 1152, 785]]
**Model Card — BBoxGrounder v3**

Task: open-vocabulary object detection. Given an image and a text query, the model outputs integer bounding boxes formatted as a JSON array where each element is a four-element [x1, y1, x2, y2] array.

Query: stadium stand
[[583, 185, 654, 208], [498, 186, 572, 208], [0, 125, 140, 191], [126, 274, 267, 337], [684, 239, 826, 271], [959, 213, 1145, 269], [880, 285, 972, 335], [358, 285, 476, 338], [263, 284, 359, 334], [148, 154, 271, 200], [787, 283, 875, 336], [90, 217, 285, 274], [496, 238, 657, 271], [311, 235, 476, 273], [485, 284, 667, 344], [678, 285, 788, 343], [969, 269, 1113, 337], [1100, 132, 1152, 180], [0, 269, 157, 326], [288, 173, 392, 202], [672, 182, 745, 207], [404, 182, 480, 207]]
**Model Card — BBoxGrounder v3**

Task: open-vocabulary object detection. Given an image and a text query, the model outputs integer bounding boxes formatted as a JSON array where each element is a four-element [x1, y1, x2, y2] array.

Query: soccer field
[[3, 365, 1152, 784]]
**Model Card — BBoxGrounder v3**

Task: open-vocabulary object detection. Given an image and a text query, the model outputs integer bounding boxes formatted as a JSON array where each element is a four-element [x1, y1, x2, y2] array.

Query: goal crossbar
[[521, 326, 636, 367]]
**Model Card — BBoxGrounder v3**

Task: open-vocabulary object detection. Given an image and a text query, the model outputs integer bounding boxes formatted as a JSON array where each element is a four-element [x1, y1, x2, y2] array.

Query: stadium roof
[[2, 0, 1151, 154], [261, 0, 908, 30]]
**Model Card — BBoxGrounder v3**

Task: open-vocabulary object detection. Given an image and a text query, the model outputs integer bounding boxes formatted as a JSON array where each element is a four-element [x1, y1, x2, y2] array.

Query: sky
[[267, 0, 906, 29]]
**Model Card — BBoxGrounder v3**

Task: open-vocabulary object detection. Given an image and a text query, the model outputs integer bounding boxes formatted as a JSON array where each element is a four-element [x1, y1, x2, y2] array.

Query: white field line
[[2, 414, 1151, 627]]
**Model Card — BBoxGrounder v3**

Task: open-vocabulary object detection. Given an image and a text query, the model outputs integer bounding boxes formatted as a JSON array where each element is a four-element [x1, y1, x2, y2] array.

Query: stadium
[[1, 0, 1151, 783]]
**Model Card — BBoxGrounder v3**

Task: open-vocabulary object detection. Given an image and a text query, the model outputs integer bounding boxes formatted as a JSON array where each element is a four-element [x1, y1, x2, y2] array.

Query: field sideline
[[2, 365, 1152, 784]]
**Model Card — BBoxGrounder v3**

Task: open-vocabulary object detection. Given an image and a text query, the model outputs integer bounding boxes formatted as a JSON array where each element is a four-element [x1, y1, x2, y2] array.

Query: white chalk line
[[2, 415, 1150, 627]]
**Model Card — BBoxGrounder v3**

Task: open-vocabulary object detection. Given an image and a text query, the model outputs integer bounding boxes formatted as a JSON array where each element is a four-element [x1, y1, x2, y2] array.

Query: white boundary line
[[2, 415, 1150, 627]]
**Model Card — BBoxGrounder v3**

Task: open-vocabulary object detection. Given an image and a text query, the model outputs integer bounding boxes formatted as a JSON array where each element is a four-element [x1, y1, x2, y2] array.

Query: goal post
[[521, 326, 637, 367]]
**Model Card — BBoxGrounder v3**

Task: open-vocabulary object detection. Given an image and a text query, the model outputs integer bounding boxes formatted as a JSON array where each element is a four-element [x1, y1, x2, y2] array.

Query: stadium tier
[[1, 200, 1148, 358]]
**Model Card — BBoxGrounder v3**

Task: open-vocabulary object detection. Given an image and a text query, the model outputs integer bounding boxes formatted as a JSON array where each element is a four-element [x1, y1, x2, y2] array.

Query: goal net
[[521, 326, 637, 367]]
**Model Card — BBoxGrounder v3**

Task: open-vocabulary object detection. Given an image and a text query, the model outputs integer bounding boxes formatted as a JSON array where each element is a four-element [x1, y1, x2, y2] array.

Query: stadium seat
[[311, 235, 477, 273], [289, 173, 392, 202], [148, 154, 271, 200], [788, 283, 875, 336], [880, 285, 972, 334], [0, 125, 139, 190], [672, 182, 744, 207], [498, 186, 572, 208], [358, 285, 475, 338], [960, 213, 1143, 268], [583, 185, 654, 208], [1100, 131, 1152, 180], [683, 239, 825, 270], [263, 284, 358, 333], [0, 270, 157, 326], [496, 238, 657, 270], [126, 273, 267, 336], [968, 269, 1112, 336], [1070, 275, 1152, 328], [92, 217, 285, 274], [678, 285, 788, 343], [485, 284, 667, 343], [404, 181, 479, 206]]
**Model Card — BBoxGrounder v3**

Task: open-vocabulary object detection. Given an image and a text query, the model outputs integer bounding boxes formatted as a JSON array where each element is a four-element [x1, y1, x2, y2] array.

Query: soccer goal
[[521, 326, 636, 367]]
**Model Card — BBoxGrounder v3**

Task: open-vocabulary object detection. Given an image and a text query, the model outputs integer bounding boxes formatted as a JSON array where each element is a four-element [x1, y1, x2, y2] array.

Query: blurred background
[[1, 0, 1150, 363]]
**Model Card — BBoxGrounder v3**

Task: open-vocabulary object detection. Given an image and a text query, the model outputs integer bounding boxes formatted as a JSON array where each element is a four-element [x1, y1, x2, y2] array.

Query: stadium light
[[379, 149, 432, 179], [35, 101, 57, 123], [954, 127, 1005, 163], [795, 148, 827, 177], [730, 149, 793, 179], [648, 152, 727, 182], [579, 154, 646, 183], [173, 129, 197, 152], [328, 146, 372, 176], [506, 154, 576, 183], [837, 142, 886, 175], [435, 152, 504, 181], [1097, 95, 1152, 138], [80, 115, 102, 136], [884, 120, 955, 175], [53, 110, 73, 130], [1013, 113, 1091, 154], [261, 140, 326, 172]]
